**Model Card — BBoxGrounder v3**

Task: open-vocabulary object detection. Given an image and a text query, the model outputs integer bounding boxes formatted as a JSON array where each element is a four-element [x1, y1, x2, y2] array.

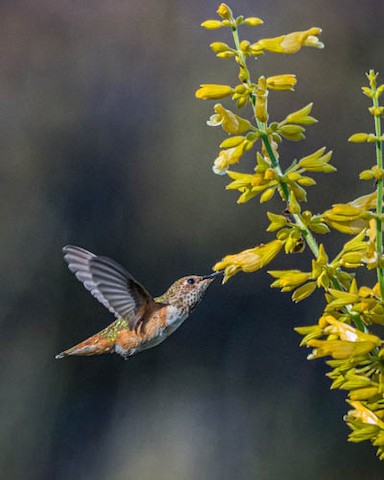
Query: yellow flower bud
[[361, 86, 373, 98], [217, 3, 232, 20], [359, 168, 376, 180], [266, 212, 288, 231], [255, 94, 268, 122], [377, 84, 384, 97], [297, 176, 316, 187], [369, 106, 384, 116], [240, 40, 250, 52], [220, 136, 245, 149], [201, 20, 223, 30], [243, 17, 264, 27], [349, 387, 379, 401], [340, 252, 364, 265], [279, 124, 306, 141], [348, 133, 369, 142], [216, 51, 236, 59], [210, 42, 231, 53], [288, 190, 301, 214], [260, 187, 275, 203], [195, 84, 234, 100], [292, 282, 317, 302]]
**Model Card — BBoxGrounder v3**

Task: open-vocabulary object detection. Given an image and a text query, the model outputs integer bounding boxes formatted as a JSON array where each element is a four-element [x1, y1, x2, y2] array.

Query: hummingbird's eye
[[187, 278, 195, 285]]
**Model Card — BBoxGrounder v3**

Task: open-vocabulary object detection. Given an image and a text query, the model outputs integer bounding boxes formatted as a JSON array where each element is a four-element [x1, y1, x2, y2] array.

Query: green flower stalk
[[197, 3, 384, 460]]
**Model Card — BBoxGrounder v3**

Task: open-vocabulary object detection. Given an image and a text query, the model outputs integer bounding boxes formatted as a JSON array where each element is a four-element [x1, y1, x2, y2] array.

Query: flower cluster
[[197, 4, 384, 459], [297, 315, 384, 459]]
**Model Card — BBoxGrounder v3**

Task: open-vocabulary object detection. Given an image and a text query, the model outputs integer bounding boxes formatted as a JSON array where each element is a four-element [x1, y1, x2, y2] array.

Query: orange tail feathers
[[55, 333, 114, 359]]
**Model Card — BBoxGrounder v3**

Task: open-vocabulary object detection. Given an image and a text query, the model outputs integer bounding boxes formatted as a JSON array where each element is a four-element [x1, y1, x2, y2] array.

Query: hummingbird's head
[[160, 271, 222, 312]]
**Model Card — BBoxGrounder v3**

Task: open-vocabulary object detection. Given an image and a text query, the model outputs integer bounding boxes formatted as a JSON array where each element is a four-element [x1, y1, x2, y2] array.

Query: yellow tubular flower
[[269, 270, 312, 291], [256, 94, 268, 122], [322, 316, 381, 344], [255, 76, 268, 122], [266, 74, 297, 91], [297, 148, 335, 172], [256, 27, 323, 54], [195, 84, 234, 100], [214, 240, 283, 282], [285, 103, 317, 125], [322, 202, 370, 234], [347, 402, 384, 429], [307, 339, 378, 360], [207, 103, 251, 134], [212, 141, 250, 175]]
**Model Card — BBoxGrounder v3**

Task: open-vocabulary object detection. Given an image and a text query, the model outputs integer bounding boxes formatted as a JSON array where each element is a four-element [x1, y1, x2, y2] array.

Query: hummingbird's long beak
[[202, 270, 223, 280]]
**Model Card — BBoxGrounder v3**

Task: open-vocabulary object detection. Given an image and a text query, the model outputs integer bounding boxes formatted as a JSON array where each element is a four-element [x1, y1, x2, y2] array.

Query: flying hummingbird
[[55, 245, 221, 360]]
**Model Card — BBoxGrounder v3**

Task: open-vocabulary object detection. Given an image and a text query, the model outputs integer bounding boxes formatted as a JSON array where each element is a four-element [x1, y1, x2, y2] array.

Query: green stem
[[372, 93, 384, 299]]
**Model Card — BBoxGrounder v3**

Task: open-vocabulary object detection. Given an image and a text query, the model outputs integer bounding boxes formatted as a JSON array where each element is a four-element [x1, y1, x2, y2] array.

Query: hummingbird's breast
[[138, 304, 188, 352], [164, 304, 188, 335], [114, 304, 188, 356]]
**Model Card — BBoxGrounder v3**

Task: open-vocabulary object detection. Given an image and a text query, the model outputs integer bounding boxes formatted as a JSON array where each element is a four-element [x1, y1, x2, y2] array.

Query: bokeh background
[[2, 0, 384, 478]]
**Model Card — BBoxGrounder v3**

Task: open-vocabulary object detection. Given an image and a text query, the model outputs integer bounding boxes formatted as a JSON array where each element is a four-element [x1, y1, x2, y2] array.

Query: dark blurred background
[[2, 0, 384, 478]]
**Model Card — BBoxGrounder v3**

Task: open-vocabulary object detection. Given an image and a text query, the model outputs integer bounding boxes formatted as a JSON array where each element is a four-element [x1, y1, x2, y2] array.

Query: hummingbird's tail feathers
[[55, 334, 115, 359]]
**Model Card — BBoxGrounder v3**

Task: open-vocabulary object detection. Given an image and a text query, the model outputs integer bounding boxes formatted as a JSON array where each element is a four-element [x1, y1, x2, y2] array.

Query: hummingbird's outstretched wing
[[63, 245, 154, 329]]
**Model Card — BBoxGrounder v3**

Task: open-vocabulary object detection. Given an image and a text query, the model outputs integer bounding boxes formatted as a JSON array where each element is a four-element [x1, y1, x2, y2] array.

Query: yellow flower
[[256, 27, 323, 54], [195, 84, 234, 100], [266, 74, 297, 91], [322, 201, 369, 234], [207, 103, 251, 134], [266, 212, 288, 232], [269, 270, 312, 291], [214, 240, 283, 282], [322, 316, 380, 344], [256, 92, 268, 122], [213, 145, 243, 175], [347, 401, 384, 429], [296, 148, 335, 172], [322, 193, 376, 235], [217, 3, 232, 20], [307, 339, 378, 360], [350, 191, 377, 210], [285, 103, 318, 125]]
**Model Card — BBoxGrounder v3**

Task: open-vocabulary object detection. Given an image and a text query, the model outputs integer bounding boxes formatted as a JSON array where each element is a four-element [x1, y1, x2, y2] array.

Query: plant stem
[[372, 92, 384, 299]]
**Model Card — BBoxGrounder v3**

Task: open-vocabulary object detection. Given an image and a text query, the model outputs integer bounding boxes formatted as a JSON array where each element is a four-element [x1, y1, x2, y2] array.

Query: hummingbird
[[55, 245, 221, 360]]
